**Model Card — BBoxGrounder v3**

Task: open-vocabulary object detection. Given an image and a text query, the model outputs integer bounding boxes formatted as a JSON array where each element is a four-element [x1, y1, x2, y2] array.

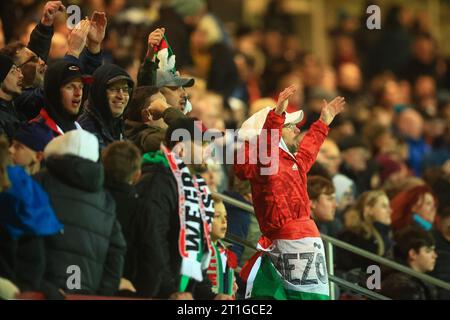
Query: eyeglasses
[[107, 87, 130, 95], [283, 123, 298, 130]]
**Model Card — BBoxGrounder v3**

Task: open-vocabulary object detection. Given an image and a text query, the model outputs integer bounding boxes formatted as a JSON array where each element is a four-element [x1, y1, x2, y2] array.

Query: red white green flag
[[240, 236, 330, 300]]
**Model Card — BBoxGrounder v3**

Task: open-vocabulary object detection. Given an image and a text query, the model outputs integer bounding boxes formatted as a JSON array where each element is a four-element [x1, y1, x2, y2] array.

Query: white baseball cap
[[238, 107, 304, 141]]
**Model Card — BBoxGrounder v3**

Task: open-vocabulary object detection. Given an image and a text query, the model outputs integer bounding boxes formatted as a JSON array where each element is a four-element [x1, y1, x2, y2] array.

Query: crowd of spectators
[[0, 0, 449, 300]]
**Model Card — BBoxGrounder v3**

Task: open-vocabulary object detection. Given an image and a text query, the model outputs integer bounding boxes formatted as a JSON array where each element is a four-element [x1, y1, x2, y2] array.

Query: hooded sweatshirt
[[78, 64, 134, 149], [41, 60, 84, 134]]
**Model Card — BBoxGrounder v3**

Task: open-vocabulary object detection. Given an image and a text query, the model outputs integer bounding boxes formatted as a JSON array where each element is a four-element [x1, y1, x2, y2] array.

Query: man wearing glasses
[[78, 64, 134, 149], [0, 54, 24, 140]]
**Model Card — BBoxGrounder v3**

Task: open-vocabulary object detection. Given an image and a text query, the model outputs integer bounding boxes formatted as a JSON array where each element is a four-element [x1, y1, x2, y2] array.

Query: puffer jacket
[[234, 110, 329, 240], [33, 155, 126, 297]]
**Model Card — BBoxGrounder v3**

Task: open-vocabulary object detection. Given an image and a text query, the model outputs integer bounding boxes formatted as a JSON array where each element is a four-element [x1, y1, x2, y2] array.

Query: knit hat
[[170, 0, 206, 18], [14, 122, 54, 152], [44, 129, 99, 162], [0, 54, 14, 83]]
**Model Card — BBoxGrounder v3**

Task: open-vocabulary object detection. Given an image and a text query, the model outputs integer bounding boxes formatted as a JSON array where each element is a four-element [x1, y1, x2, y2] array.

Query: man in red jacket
[[234, 85, 345, 300]]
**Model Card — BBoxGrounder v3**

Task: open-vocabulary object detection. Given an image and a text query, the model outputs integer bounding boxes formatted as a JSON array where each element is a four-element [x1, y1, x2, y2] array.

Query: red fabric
[[30, 108, 63, 136], [226, 249, 238, 269], [240, 251, 262, 282], [153, 38, 169, 53], [234, 110, 328, 240]]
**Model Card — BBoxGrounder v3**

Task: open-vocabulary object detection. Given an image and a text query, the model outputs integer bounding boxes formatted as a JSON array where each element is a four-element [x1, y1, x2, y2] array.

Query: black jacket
[[105, 179, 164, 297], [27, 22, 53, 63], [380, 272, 438, 300], [430, 230, 450, 299], [33, 155, 126, 297], [135, 160, 215, 299], [16, 21, 101, 122], [137, 57, 157, 87], [0, 226, 46, 293], [15, 51, 103, 121], [78, 64, 133, 149], [336, 223, 393, 272], [0, 98, 24, 140], [42, 60, 82, 133]]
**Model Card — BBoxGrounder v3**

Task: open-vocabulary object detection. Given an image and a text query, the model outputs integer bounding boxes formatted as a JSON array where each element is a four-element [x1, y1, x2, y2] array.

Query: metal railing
[[214, 191, 450, 299]]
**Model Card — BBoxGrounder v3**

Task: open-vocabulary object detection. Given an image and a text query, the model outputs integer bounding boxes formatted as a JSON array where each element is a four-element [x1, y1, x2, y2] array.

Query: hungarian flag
[[153, 36, 176, 74], [240, 234, 330, 300]]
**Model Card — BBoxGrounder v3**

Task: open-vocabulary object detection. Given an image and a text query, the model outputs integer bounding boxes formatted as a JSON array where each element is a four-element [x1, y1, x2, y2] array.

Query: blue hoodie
[[0, 166, 63, 239]]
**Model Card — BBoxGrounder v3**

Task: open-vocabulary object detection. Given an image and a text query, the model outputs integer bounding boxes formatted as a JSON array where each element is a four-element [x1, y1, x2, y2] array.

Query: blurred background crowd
[[0, 0, 449, 300]]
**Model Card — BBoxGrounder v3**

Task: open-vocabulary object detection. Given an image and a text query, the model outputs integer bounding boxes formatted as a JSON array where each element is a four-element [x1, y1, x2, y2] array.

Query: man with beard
[[137, 28, 195, 115], [31, 60, 91, 135], [0, 54, 24, 139], [135, 118, 232, 300], [235, 85, 345, 300]]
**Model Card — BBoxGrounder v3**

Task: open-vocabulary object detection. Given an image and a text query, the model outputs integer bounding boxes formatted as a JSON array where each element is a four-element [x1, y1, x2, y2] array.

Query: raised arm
[[27, 1, 65, 62], [137, 28, 165, 86], [296, 96, 345, 172], [234, 85, 297, 179]]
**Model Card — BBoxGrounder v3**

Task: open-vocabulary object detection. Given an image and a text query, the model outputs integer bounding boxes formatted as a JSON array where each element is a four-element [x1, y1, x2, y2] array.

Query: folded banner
[[241, 235, 330, 300]]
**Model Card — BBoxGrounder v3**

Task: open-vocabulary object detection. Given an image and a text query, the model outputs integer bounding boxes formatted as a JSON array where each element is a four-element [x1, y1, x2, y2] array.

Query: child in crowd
[[8, 122, 54, 174], [207, 200, 238, 298], [380, 226, 438, 300], [307, 175, 339, 235]]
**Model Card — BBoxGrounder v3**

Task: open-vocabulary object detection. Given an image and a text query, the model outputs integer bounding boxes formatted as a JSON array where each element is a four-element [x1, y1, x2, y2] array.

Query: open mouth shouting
[[71, 99, 82, 109]]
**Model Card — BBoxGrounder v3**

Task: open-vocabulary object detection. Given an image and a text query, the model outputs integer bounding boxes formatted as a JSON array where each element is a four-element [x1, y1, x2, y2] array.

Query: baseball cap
[[60, 63, 93, 86], [156, 70, 194, 88]]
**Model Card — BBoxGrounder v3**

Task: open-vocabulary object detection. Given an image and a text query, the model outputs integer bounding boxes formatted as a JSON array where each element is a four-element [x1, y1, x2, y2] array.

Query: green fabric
[[251, 255, 288, 300], [142, 150, 169, 168], [212, 242, 224, 294], [251, 255, 329, 300], [227, 267, 234, 296], [179, 275, 190, 292]]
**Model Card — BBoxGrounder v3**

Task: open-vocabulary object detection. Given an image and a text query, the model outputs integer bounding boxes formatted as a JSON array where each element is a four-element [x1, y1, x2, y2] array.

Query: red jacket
[[234, 110, 329, 240]]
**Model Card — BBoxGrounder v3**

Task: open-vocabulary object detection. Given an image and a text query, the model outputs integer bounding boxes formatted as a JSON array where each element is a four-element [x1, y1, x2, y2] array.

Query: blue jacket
[[407, 138, 431, 176], [0, 166, 62, 239]]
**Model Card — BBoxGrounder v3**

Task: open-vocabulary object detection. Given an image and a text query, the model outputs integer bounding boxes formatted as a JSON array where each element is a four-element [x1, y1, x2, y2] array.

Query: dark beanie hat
[[14, 122, 55, 152], [0, 54, 14, 83]]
